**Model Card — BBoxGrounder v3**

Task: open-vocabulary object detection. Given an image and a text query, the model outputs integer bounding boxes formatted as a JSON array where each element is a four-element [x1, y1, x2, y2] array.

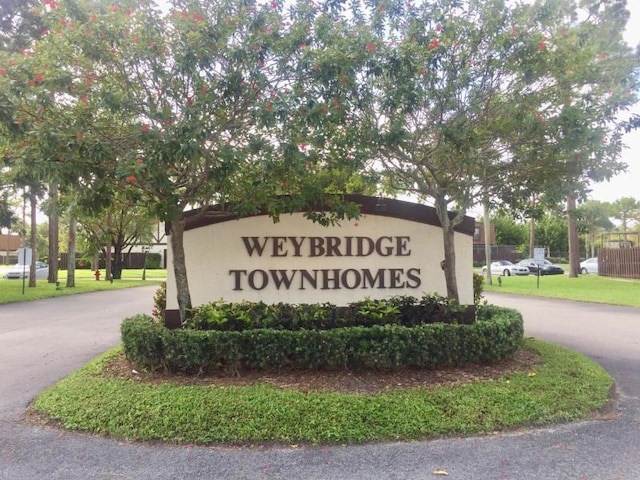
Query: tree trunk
[[105, 211, 112, 281], [434, 197, 459, 303], [567, 193, 580, 278], [528, 218, 536, 258], [483, 198, 493, 286], [66, 210, 76, 288], [111, 232, 124, 279], [47, 183, 59, 283], [169, 217, 192, 323], [29, 191, 37, 288]]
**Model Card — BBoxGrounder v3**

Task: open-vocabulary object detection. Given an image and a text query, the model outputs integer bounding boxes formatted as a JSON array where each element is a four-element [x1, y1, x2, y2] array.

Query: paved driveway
[[1, 290, 639, 479]]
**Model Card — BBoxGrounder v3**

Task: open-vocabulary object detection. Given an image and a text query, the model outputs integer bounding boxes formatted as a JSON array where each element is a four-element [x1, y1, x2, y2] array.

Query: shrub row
[[185, 295, 476, 331], [121, 305, 523, 373]]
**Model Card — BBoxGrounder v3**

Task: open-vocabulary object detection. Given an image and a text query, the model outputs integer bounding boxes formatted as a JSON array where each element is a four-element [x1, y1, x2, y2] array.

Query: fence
[[473, 245, 518, 264], [598, 247, 640, 280], [59, 251, 166, 270]]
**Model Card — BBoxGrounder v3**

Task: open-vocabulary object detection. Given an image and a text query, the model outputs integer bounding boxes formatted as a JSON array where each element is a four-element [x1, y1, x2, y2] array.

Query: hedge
[[121, 305, 523, 374]]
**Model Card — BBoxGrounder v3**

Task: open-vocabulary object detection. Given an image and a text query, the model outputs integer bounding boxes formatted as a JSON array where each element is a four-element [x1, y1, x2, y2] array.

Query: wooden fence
[[599, 247, 640, 280]]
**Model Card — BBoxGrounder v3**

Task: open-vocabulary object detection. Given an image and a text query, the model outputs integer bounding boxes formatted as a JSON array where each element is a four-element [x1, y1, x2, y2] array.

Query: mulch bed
[[103, 349, 542, 394]]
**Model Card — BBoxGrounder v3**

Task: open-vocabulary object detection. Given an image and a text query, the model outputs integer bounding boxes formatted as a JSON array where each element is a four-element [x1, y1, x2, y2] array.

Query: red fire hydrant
[[94, 269, 101, 281]]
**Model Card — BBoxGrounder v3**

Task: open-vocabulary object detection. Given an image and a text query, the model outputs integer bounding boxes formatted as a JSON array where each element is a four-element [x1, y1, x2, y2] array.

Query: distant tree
[[610, 196, 640, 233], [0, 191, 16, 230], [492, 214, 528, 251], [576, 200, 615, 258]]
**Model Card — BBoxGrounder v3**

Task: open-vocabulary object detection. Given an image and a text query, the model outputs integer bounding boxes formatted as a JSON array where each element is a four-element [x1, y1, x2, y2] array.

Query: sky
[[588, 2, 640, 204]]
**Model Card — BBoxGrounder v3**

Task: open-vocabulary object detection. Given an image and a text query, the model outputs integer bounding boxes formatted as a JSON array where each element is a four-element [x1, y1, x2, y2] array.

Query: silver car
[[580, 257, 598, 275], [3, 261, 49, 279], [481, 260, 530, 277]]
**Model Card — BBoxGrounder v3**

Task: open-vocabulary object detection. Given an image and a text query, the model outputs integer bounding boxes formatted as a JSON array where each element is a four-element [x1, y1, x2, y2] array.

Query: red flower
[[36, 73, 43, 83], [539, 41, 545, 51], [270, 1, 278, 9], [428, 39, 440, 50], [436, 24, 441, 32], [186, 97, 194, 105], [76, 132, 84, 141], [80, 96, 88, 104], [365, 43, 376, 52], [136, 158, 143, 165], [111, 4, 120, 13], [28, 79, 35, 86], [377, 5, 384, 12], [126, 8, 132, 16], [193, 13, 204, 23], [126, 175, 137, 183], [0, 69, 5, 75], [200, 86, 207, 94], [141, 124, 149, 132]]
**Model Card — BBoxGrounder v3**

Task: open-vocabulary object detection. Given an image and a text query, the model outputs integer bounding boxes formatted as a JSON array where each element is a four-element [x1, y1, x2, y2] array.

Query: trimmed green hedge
[[121, 305, 523, 373]]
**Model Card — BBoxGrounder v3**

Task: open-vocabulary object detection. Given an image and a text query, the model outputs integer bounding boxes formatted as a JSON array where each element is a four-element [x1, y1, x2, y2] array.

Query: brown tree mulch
[[103, 349, 542, 394]]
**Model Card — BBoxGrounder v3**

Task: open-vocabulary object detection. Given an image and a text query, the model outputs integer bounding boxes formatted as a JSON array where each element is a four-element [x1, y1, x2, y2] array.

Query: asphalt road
[[0, 289, 639, 479]]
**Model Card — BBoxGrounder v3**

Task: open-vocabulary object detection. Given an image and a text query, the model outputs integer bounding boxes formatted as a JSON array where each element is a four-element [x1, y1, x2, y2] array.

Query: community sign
[[164, 195, 475, 324]]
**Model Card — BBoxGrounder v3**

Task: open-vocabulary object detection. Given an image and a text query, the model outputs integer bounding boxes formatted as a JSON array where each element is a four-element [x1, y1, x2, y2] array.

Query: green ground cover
[[0, 269, 165, 305], [482, 273, 640, 307], [33, 338, 612, 445]]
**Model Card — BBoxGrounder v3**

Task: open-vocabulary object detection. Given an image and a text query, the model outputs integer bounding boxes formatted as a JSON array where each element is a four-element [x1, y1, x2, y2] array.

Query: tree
[[576, 199, 614, 258], [0, 191, 16, 230], [5, 0, 370, 321], [610, 196, 640, 233], [366, 0, 638, 292], [0, 0, 43, 52], [78, 200, 156, 279], [503, 0, 638, 277], [492, 214, 528, 252]]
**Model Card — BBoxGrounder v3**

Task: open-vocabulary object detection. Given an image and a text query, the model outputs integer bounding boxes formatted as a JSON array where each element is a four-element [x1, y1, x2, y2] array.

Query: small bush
[[152, 282, 166, 320], [473, 272, 484, 304], [122, 307, 523, 373], [145, 253, 162, 269]]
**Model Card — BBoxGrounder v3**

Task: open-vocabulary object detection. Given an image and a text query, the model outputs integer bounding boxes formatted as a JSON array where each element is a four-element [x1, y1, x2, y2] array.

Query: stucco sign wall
[[165, 196, 475, 320]]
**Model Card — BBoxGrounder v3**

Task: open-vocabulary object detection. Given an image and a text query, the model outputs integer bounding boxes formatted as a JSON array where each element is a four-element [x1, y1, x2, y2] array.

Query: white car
[[481, 260, 530, 277], [580, 257, 598, 275], [3, 261, 49, 280]]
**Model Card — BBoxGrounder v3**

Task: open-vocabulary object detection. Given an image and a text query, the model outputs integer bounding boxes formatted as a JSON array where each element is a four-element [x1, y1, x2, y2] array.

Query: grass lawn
[[32, 338, 613, 445], [482, 273, 640, 308], [0, 269, 165, 305]]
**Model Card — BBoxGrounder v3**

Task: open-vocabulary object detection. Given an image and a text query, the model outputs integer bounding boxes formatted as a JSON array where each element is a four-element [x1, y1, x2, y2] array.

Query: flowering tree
[[1, 0, 372, 320], [353, 0, 638, 299]]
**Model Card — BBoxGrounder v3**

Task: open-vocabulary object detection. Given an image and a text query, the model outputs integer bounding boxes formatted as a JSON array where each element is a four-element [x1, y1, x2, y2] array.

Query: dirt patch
[[103, 349, 542, 394]]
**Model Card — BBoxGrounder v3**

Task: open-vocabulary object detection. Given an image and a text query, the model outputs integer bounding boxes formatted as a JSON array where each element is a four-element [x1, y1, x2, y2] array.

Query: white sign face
[[165, 199, 475, 316], [533, 247, 546, 265]]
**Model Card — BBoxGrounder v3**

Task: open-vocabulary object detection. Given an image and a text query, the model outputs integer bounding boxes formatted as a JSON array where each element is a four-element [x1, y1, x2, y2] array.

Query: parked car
[[580, 257, 598, 274], [481, 260, 530, 277], [3, 261, 49, 280], [517, 258, 565, 275]]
